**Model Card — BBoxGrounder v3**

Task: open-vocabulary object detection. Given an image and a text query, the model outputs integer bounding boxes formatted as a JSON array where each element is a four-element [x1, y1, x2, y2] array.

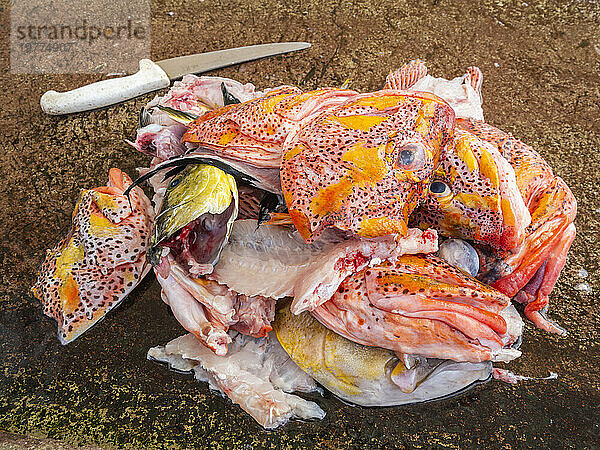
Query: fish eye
[[399, 149, 415, 165], [429, 180, 451, 197], [169, 177, 182, 189], [396, 143, 426, 170]]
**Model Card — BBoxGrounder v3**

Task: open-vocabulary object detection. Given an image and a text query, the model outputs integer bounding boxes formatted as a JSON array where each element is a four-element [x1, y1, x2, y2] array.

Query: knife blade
[[40, 42, 311, 115]]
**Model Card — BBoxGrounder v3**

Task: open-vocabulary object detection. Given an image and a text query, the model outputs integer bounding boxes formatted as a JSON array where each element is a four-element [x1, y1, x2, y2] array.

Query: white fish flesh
[[209, 220, 438, 314], [147, 332, 325, 429]]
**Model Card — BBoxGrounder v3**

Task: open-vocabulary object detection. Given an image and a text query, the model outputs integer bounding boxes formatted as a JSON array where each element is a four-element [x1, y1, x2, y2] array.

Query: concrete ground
[[0, 0, 599, 447]]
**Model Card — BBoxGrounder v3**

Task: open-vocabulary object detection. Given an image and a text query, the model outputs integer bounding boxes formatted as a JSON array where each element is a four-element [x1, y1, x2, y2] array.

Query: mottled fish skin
[[393, 60, 577, 334], [32, 168, 154, 344], [459, 119, 576, 334], [311, 254, 523, 363], [411, 128, 531, 251], [142, 78, 456, 245], [389, 61, 530, 251], [183, 87, 359, 169], [281, 90, 456, 242], [180, 85, 455, 243]]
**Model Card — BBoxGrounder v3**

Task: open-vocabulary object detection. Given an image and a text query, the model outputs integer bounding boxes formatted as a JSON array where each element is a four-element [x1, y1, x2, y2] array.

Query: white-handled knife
[[40, 42, 311, 115]]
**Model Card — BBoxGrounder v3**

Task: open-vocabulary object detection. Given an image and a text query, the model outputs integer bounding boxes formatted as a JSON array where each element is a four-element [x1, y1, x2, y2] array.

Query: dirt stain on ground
[[0, 0, 599, 447]]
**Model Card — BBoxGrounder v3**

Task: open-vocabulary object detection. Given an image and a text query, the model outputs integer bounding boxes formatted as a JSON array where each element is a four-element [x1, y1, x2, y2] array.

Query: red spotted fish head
[[280, 90, 456, 243], [32, 168, 154, 344], [411, 129, 531, 250]]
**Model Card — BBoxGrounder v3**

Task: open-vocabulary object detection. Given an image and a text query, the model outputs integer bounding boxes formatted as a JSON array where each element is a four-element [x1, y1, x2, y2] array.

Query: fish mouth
[[388, 354, 493, 392], [150, 200, 236, 276], [274, 300, 494, 408], [382, 356, 492, 405], [309, 253, 523, 364]]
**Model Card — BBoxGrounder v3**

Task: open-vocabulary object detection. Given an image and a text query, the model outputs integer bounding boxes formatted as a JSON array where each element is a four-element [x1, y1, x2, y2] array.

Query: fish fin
[[221, 82, 242, 105], [465, 66, 484, 104], [385, 59, 428, 90], [124, 154, 257, 201], [162, 165, 188, 181], [265, 212, 294, 226]]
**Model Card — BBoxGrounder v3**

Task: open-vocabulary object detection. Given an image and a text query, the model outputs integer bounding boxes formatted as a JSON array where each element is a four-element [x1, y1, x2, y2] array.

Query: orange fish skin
[[391, 60, 577, 335], [458, 119, 576, 335], [181, 85, 454, 243], [281, 90, 455, 243], [311, 254, 520, 363]]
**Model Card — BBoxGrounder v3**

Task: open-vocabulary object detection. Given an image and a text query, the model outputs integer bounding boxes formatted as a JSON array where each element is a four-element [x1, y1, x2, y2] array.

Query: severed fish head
[[32, 168, 154, 344], [148, 164, 238, 276], [311, 254, 523, 364], [273, 302, 492, 407], [411, 129, 531, 251], [280, 90, 456, 243]]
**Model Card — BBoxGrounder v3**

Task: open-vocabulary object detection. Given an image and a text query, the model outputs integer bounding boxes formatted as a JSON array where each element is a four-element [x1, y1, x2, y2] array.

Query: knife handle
[[40, 59, 171, 115]]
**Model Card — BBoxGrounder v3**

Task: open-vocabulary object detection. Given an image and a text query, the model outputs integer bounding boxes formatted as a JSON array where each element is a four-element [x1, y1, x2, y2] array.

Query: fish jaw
[[31, 168, 154, 344], [364, 270, 508, 338], [281, 90, 456, 243], [311, 254, 522, 363]]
